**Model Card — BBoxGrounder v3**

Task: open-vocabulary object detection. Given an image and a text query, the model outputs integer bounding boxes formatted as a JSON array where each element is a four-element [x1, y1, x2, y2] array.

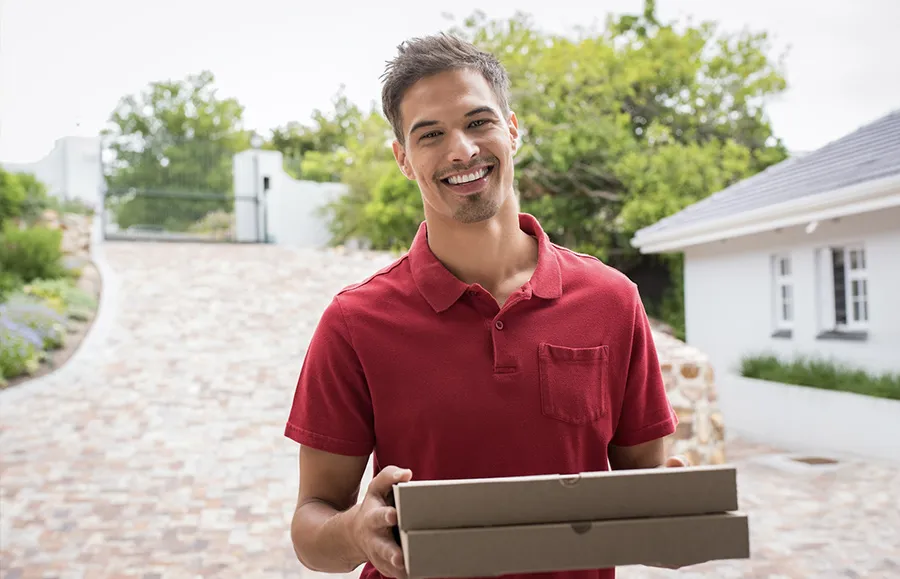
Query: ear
[[392, 140, 415, 181], [507, 111, 520, 155]]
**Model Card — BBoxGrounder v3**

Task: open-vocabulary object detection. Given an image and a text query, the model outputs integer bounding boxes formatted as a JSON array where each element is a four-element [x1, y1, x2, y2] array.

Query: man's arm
[[608, 438, 667, 470], [608, 284, 679, 469], [291, 445, 369, 572], [291, 445, 411, 578]]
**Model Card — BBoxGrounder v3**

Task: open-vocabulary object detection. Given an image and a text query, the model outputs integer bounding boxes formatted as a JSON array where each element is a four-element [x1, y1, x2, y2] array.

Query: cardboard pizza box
[[391, 465, 749, 578]]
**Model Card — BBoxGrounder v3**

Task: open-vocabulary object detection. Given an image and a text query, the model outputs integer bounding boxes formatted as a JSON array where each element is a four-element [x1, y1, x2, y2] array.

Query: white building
[[631, 109, 900, 379]]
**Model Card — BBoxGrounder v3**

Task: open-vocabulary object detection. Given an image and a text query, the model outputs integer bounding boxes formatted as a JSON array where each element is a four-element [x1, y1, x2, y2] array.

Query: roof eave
[[631, 172, 900, 254]]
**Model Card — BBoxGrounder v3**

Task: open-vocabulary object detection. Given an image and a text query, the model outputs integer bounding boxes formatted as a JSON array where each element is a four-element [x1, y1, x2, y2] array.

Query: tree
[[267, 87, 366, 181], [102, 71, 253, 231]]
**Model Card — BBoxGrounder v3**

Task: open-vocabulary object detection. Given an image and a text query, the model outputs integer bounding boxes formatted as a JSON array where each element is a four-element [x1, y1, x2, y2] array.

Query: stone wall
[[652, 329, 726, 466]]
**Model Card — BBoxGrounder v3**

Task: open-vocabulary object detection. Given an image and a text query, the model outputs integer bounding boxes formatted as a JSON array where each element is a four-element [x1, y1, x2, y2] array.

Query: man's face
[[392, 68, 519, 225]]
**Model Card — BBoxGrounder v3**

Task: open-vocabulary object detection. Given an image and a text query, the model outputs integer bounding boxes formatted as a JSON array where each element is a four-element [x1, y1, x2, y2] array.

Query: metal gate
[[100, 136, 267, 243]]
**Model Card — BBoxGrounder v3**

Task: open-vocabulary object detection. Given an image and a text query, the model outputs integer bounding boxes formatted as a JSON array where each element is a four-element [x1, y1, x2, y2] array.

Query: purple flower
[[0, 295, 66, 349]]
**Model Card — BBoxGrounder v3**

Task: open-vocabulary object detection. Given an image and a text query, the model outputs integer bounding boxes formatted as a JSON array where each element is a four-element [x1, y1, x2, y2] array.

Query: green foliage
[[0, 318, 42, 383], [0, 167, 27, 223], [102, 71, 252, 230], [0, 222, 66, 283], [1, 293, 66, 350], [268, 87, 364, 181], [21, 278, 98, 321], [0, 168, 55, 225], [312, 110, 425, 250], [741, 354, 900, 401], [0, 271, 24, 301]]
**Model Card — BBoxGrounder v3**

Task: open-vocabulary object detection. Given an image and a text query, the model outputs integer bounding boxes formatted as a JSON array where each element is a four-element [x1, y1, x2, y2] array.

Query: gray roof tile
[[635, 109, 900, 237]]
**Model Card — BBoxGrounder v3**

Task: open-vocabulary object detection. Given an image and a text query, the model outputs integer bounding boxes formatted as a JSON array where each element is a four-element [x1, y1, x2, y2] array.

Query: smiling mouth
[[440, 165, 494, 186]]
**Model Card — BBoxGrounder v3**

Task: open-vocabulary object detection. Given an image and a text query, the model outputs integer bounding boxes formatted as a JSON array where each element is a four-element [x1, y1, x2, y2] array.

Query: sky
[[1, 0, 898, 163]]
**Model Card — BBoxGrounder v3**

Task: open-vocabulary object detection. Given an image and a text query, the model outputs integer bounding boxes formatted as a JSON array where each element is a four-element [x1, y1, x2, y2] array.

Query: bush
[[22, 278, 97, 321], [0, 271, 24, 301], [0, 311, 43, 381], [0, 221, 66, 283], [0, 168, 27, 222], [740, 353, 900, 401], [0, 294, 66, 350], [0, 168, 53, 225]]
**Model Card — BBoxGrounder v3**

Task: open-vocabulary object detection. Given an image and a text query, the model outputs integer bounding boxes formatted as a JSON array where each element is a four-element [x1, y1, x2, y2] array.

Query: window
[[773, 254, 793, 331], [831, 246, 868, 330], [816, 245, 869, 338]]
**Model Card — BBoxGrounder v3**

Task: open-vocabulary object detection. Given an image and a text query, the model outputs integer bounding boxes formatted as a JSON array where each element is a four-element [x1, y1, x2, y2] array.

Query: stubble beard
[[453, 192, 501, 224]]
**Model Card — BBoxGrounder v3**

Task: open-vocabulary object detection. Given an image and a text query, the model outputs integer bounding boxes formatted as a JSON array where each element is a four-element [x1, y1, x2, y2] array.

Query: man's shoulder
[[333, 252, 416, 308], [551, 242, 639, 300]]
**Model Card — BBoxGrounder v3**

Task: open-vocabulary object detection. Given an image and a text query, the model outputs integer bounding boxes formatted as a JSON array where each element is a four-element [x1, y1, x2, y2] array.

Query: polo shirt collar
[[409, 212, 562, 313]]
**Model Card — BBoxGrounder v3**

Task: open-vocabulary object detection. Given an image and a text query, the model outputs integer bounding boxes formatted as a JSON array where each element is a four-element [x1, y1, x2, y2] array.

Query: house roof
[[632, 109, 900, 243]]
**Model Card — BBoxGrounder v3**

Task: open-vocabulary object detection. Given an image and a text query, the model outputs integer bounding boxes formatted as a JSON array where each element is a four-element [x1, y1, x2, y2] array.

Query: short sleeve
[[610, 286, 678, 447], [284, 296, 375, 456]]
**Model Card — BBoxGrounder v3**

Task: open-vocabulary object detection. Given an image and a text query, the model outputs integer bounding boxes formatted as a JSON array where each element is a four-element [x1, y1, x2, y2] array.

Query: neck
[[423, 196, 537, 292]]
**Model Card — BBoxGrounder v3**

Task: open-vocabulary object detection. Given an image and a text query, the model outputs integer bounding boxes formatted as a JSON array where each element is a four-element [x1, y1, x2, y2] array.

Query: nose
[[446, 129, 479, 164]]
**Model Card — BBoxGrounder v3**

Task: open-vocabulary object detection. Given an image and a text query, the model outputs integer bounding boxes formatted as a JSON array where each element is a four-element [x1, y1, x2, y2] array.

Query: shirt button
[[495, 320, 504, 330], [467, 290, 477, 297]]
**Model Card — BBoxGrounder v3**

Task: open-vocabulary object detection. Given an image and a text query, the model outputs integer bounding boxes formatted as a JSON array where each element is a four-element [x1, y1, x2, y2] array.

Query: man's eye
[[422, 131, 440, 139], [470, 119, 488, 127]]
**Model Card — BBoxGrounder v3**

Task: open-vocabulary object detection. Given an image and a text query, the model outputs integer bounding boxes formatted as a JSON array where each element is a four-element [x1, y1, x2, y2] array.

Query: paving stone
[[1, 241, 898, 578]]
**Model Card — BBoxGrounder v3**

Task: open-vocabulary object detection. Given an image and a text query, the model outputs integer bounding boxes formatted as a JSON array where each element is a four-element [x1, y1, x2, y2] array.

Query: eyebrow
[[408, 106, 500, 138]]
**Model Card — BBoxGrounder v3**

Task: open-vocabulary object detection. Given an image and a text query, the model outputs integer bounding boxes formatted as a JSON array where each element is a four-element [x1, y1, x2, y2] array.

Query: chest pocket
[[538, 343, 610, 425]]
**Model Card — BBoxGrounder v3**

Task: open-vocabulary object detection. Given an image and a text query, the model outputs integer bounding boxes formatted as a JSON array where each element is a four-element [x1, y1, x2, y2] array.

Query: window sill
[[816, 330, 868, 342], [771, 329, 792, 339]]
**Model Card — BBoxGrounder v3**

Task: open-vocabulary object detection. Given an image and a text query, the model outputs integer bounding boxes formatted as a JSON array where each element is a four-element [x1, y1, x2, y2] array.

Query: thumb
[[369, 465, 413, 497], [665, 455, 689, 468]]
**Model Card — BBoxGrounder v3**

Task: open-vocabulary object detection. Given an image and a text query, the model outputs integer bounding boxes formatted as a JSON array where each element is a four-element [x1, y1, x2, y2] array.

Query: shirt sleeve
[[284, 295, 375, 456], [610, 285, 678, 447]]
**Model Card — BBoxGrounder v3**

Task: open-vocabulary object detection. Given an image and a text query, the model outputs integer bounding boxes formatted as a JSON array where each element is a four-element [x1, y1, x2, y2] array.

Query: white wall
[[232, 149, 349, 246], [1, 136, 103, 209], [682, 204, 900, 376], [722, 376, 900, 463]]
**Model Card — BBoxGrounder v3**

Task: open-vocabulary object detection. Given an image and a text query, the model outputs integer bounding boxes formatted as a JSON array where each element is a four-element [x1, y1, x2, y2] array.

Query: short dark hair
[[380, 33, 512, 144]]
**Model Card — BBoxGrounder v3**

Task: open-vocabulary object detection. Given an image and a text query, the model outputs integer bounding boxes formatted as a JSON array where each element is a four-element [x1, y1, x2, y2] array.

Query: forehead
[[399, 68, 500, 131]]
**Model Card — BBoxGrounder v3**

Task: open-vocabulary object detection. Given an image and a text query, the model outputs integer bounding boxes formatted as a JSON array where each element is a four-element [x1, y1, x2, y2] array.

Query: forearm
[[291, 500, 366, 572]]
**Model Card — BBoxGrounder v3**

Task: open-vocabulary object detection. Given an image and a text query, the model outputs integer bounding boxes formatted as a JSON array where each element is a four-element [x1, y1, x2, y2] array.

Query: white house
[[631, 110, 900, 460], [632, 109, 900, 377]]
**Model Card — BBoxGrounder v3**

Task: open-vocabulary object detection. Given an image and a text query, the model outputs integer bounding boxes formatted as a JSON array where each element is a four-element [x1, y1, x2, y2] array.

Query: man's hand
[[350, 466, 413, 579]]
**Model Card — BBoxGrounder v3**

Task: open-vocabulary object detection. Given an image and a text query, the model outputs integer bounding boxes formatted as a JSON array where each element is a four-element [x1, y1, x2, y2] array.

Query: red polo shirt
[[285, 213, 677, 579]]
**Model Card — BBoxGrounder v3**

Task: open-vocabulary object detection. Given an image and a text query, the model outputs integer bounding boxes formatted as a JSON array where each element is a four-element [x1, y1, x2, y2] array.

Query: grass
[[740, 354, 900, 401]]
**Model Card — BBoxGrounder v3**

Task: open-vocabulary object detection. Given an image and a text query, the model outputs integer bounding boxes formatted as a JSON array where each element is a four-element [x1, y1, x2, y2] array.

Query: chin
[[451, 195, 502, 224]]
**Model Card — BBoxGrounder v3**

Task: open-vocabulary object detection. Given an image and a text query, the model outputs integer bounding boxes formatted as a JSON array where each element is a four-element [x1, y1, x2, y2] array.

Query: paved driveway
[[1, 241, 898, 578]]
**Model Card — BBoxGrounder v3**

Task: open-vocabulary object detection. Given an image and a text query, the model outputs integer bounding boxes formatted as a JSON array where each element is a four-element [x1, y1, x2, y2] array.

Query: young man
[[285, 33, 684, 579]]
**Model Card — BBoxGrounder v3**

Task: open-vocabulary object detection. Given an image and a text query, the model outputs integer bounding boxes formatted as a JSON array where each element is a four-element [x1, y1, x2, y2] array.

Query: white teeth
[[447, 167, 489, 185]]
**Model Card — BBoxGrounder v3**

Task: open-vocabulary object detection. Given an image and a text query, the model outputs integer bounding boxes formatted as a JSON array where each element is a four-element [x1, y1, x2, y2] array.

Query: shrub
[[0, 167, 27, 223], [0, 312, 43, 380], [0, 271, 23, 301], [0, 294, 66, 350], [0, 221, 66, 283], [740, 353, 900, 401], [22, 278, 97, 321]]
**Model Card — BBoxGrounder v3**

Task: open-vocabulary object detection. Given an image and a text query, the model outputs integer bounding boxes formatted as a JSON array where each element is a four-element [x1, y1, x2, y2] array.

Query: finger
[[665, 455, 689, 468], [371, 537, 407, 578], [365, 505, 398, 529], [369, 466, 413, 496]]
